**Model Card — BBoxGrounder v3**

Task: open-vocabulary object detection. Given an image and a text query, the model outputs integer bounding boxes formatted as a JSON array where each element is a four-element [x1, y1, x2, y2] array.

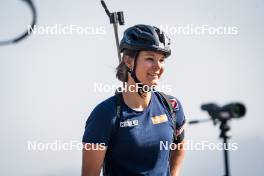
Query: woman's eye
[[146, 57, 154, 61], [145, 57, 165, 63], [160, 59, 165, 63]]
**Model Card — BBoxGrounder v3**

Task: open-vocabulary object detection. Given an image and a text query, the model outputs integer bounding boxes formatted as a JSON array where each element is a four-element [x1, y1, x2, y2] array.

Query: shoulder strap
[[110, 92, 122, 138], [157, 92, 174, 115], [155, 91, 175, 118], [103, 93, 123, 176], [156, 91, 177, 141], [115, 92, 122, 120]]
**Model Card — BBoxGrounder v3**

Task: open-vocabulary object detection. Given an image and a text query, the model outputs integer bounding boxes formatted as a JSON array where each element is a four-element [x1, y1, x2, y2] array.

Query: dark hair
[[116, 49, 138, 82]]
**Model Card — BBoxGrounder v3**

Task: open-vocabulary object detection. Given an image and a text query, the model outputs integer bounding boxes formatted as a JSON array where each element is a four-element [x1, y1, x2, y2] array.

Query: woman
[[82, 24, 186, 176]]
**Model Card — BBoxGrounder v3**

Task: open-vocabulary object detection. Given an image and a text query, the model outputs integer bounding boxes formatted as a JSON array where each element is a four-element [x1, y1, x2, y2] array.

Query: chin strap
[[127, 51, 151, 97]]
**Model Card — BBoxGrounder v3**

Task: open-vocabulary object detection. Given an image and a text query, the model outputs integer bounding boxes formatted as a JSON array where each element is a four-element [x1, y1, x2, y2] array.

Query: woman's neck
[[122, 82, 152, 111]]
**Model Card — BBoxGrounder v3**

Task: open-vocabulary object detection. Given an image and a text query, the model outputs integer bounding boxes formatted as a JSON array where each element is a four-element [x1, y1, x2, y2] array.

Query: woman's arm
[[81, 143, 107, 176], [170, 140, 186, 176]]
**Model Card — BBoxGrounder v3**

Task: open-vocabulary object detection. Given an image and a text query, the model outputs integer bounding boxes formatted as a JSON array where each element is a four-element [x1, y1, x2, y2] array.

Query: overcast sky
[[0, 0, 263, 175]]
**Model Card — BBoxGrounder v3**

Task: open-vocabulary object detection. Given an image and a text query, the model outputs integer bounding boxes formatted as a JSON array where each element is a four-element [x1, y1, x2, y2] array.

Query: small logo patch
[[151, 114, 168, 124], [169, 98, 178, 110], [120, 119, 139, 127]]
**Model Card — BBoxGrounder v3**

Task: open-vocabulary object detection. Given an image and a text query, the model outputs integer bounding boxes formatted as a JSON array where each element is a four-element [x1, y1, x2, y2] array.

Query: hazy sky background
[[0, 0, 263, 175]]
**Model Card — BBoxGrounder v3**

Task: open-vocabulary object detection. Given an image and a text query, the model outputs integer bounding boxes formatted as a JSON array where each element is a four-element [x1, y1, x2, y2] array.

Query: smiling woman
[[116, 50, 165, 85], [82, 24, 186, 176]]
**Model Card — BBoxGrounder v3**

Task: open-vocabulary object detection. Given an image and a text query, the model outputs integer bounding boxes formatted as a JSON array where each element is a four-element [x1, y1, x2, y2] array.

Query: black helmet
[[120, 24, 171, 57]]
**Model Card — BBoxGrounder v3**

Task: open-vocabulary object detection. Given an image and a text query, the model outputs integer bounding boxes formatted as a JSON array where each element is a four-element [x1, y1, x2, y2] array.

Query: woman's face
[[134, 51, 165, 86]]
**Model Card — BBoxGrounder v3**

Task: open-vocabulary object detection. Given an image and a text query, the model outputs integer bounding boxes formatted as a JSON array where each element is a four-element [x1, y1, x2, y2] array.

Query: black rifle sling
[[110, 92, 123, 139], [103, 92, 123, 176], [155, 91, 177, 141]]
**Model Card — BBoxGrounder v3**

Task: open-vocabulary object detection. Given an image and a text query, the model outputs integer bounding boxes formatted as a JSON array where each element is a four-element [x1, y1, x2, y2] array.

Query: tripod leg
[[223, 138, 231, 176]]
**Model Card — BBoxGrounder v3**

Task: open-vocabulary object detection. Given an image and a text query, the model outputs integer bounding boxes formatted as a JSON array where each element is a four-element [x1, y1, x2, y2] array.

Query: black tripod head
[[201, 102, 246, 125]]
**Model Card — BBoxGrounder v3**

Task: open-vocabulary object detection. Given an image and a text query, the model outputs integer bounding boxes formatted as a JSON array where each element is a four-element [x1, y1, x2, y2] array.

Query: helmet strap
[[128, 51, 151, 97]]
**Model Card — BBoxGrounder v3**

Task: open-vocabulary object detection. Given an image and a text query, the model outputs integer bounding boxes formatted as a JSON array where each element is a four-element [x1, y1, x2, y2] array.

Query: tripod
[[189, 102, 246, 176], [219, 119, 231, 176], [190, 119, 232, 176]]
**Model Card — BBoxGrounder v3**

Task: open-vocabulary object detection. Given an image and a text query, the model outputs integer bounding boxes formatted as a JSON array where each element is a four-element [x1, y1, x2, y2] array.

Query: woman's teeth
[[148, 73, 158, 78]]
